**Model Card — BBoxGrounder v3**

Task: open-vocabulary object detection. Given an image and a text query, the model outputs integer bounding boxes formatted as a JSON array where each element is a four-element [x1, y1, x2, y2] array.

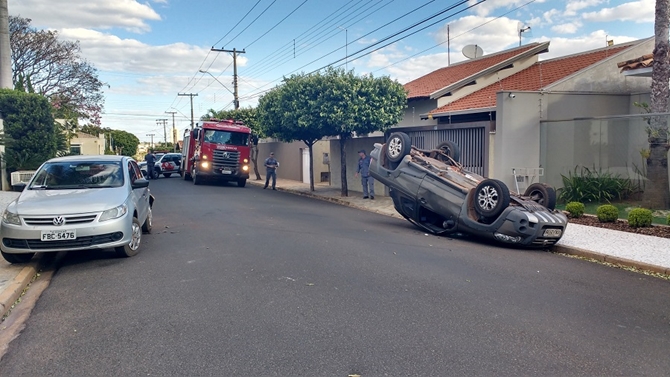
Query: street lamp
[[199, 69, 239, 109]]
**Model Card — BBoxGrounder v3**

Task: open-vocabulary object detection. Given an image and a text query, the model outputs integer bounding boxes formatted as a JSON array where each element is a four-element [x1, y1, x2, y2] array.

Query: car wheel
[[1, 251, 35, 264], [524, 183, 557, 210], [237, 178, 247, 187], [115, 217, 142, 258], [385, 132, 412, 163], [142, 206, 153, 233], [436, 141, 460, 163], [192, 167, 200, 185], [474, 179, 510, 219], [163, 173, 171, 178]]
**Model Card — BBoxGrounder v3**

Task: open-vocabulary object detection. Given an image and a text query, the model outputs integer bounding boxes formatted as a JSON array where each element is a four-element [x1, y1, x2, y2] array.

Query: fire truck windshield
[[203, 130, 249, 146]]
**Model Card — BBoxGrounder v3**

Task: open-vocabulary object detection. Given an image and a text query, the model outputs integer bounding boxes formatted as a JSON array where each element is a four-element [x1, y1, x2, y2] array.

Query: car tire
[[142, 206, 153, 233], [436, 141, 460, 163], [115, 217, 142, 258], [192, 167, 200, 185], [524, 183, 557, 210], [163, 173, 171, 178], [237, 178, 247, 187], [1, 251, 35, 264], [474, 179, 510, 219], [385, 132, 412, 163]]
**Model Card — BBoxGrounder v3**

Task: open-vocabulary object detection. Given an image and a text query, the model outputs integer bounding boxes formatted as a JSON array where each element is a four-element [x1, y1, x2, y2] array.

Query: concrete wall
[[329, 136, 386, 196], [398, 99, 438, 128], [257, 140, 330, 183], [70, 134, 106, 155]]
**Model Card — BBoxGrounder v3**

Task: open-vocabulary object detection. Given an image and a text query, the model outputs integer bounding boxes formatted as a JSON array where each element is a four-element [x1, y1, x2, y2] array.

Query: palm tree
[[643, 0, 670, 208]]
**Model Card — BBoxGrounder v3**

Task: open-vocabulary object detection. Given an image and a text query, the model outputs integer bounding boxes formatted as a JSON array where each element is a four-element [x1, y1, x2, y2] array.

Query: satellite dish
[[462, 44, 484, 59]]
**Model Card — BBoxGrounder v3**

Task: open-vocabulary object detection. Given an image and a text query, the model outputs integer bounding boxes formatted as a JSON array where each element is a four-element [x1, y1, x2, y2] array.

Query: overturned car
[[369, 132, 567, 248]]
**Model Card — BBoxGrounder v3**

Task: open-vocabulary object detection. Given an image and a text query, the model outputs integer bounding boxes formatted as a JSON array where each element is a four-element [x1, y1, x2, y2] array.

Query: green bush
[[565, 202, 585, 218], [628, 208, 653, 228], [667, 214, 670, 226], [558, 166, 638, 203], [596, 204, 619, 223]]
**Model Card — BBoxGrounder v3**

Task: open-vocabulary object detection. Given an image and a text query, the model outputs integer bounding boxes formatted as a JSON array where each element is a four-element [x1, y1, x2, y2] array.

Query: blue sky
[[8, 0, 655, 143]]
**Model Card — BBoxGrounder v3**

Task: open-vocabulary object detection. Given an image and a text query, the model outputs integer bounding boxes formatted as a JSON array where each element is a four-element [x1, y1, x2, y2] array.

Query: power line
[[212, 0, 264, 47]]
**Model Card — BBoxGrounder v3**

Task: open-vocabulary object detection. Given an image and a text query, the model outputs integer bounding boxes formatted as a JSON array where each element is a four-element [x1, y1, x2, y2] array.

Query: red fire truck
[[181, 119, 252, 186]]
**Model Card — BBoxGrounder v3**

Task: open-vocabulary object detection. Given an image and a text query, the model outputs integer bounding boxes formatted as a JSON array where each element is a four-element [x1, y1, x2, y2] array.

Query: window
[[70, 144, 82, 155], [203, 130, 249, 146]]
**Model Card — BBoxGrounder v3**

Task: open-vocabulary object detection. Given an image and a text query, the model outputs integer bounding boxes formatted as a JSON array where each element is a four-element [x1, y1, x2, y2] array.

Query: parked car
[[369, 132, 567, 248], [139, 161, 148, 178], [153, 153, 182, 178], [0, 155, 154, 263]]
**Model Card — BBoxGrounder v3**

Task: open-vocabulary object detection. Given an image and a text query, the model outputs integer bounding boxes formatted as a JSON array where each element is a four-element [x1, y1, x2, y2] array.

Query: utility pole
[[156, 118, 168, 144], [178, 93, 198, 129], [210, 47, 245, 109], [165, 111, 177, 152], [146, 133, 155, 150], [0, 0, 11, 191]]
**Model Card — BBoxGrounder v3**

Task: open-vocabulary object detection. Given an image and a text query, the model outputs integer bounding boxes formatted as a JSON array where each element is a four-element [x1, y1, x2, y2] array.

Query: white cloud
[[582, 0, 654, 23], [564, 0, 607, 17], [543, 9, 561, 24], [551, 22, 582, 34], [8, 0, 161, 33], [433, 16, 520, 54], [530, 30, 638, 60], [467, 0, 546, 17]]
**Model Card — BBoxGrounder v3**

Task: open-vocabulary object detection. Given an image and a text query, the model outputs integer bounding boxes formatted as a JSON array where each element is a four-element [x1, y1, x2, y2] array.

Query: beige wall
[[329, 136, 386, 196], [70, 134, 106, 155], [257, 140, 331, 183]]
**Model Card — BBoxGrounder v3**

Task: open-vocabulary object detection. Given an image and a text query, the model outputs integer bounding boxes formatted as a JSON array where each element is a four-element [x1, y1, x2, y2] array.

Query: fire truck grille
[[212, 150, 240, 169]]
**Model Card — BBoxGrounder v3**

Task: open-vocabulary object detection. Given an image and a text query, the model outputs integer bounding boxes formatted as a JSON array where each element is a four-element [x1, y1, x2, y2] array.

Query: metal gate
[[406, 127, 487, 176]]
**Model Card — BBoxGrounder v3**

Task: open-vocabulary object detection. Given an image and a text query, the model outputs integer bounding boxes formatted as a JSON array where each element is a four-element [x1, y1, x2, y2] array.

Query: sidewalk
[[253, 177, 670, 275], [1, 178, 669, 317]]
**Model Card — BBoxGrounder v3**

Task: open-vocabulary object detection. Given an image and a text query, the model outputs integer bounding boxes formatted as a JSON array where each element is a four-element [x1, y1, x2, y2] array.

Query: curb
[[552, 245, 670, 276], [0, 255, 44, 319]]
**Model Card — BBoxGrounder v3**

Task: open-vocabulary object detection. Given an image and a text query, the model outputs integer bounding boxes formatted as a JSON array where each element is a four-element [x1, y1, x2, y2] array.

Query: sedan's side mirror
[[132, 178, 150, 189]]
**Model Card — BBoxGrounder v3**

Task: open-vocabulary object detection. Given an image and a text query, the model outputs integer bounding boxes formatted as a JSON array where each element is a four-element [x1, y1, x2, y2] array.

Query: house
[[69, 132, 106, 155], [262, 37, 656, 196]]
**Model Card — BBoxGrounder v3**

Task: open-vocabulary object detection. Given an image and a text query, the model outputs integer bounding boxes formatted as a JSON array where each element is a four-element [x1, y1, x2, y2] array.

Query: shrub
[[558, 166, 638, 203], [596, 204, 619, 223], [667, 214, 670, 226], [565, 202, 585, 218], [628, 208, 653, 228]]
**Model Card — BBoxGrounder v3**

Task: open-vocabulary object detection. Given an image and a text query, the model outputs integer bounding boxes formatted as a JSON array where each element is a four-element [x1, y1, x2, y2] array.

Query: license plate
[[41, 229, 76, 241], [221, 169, 232, 175], [543, 229, 562, 238]]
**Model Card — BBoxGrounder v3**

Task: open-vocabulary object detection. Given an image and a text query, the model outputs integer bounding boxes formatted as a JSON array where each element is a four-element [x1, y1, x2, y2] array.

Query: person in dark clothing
[[145, 150, 156, 179], [263, 152, 279, 190], [355, 149, 375, 199]]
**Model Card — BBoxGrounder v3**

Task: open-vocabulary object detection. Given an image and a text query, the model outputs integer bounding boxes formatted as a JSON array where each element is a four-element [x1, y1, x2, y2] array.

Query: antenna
[[518, 22, 531, 46], [462, 44, 484, 59]]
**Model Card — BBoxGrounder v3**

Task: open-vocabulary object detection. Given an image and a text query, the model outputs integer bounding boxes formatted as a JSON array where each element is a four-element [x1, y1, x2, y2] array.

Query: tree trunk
[[308, 141, 315, 191], [339, 135, 348, 197], [251, 144, 261, 180], [643, 0, 670, 208]]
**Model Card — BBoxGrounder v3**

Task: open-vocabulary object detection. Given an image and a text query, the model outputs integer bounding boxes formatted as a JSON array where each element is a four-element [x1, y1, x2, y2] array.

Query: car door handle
[[419, 198, 427, 204]]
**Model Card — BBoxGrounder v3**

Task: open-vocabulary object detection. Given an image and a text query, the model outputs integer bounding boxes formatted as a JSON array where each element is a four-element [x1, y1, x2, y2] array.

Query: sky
[[7, 0, 655, 144]]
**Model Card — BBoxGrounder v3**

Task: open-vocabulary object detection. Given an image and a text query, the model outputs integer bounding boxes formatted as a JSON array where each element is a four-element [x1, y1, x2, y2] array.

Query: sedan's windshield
[[203, 130, 248, 146], [29, 161, 124, 189]]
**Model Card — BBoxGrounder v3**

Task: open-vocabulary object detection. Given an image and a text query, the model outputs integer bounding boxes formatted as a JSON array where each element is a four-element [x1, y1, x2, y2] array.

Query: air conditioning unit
[[10, 171, 36, 186]]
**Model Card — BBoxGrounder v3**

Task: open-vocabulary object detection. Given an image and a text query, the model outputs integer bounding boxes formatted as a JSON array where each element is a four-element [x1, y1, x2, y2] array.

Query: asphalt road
[[1, 177, 669, 376]]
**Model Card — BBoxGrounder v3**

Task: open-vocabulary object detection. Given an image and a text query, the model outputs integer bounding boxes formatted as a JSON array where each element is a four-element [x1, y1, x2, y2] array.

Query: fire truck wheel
[[192, 168, 200, 185], [237, 178, 247, 187], [115, 217, 142, 258]]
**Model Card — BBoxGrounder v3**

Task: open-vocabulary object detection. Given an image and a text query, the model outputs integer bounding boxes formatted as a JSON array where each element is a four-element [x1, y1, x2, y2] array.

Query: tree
[[315, 68, 406, 196], [108, 129, 139, 157], [203, 107, 265, 180], [644, 0, 670, 208], [0, 89, 58, 170], [257, 73, 329, 190], [9, 16, 105, 126]]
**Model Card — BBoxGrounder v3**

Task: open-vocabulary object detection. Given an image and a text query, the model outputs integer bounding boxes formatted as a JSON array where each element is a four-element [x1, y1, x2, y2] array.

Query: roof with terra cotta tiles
[[404, 43, 546, 99], [430, 43, 634, 115], [617, 53, 653, 72]]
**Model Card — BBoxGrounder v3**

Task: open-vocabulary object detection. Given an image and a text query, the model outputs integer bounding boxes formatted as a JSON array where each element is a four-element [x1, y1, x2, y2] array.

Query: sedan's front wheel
[[1, 251, 35, 264], [115, 217, 142, 258]]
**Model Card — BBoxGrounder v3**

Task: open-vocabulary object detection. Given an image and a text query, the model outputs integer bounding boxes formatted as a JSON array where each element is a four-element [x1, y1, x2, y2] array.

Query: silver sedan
[[0, 155, 154, 263]]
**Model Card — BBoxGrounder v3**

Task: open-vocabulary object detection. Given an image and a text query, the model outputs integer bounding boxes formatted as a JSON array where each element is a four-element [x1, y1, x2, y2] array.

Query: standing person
[[355, 149, 375, 199], [263, 152, 279, 190], [144, 150, 156, 179]]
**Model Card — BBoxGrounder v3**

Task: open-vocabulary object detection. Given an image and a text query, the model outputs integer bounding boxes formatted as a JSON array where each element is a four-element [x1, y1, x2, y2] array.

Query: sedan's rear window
[[29, 161, 124, 189]]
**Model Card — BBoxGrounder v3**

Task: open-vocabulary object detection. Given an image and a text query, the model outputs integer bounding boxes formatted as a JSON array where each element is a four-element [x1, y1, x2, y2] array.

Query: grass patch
[[556, 201, 668, 225]]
